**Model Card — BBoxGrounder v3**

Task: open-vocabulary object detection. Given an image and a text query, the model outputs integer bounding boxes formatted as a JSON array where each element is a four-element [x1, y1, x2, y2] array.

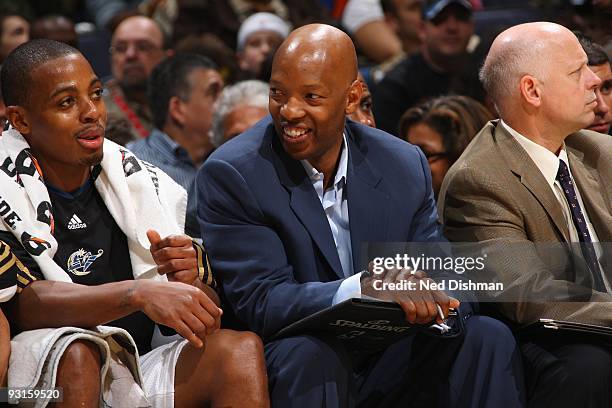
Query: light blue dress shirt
[[300, 135, 362, 305]]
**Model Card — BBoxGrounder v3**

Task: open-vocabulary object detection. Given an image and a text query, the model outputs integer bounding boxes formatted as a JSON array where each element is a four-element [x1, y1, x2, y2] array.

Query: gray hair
[[210, 80, 269, 147]]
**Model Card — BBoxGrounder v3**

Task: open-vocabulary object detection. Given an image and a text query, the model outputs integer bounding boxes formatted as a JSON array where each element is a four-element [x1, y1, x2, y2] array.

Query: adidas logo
[[67, 214, 87, 230]]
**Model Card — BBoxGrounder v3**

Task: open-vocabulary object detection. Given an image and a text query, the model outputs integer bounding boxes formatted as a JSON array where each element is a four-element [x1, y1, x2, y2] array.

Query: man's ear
[[168, 95, 185, 127], [6, 106, 30, 134], [345, 79, 363, 115], [519, 75, 542, 109]]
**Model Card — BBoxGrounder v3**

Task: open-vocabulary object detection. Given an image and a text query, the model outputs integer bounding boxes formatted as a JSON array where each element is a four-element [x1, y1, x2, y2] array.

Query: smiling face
[[268, 25, 361, 177], [9, 53, 106, 187]]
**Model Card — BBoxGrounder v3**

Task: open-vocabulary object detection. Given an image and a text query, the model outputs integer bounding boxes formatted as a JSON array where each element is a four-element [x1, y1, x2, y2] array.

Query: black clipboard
[[528, 319, 612, 337], [271, 298, 463, 355]]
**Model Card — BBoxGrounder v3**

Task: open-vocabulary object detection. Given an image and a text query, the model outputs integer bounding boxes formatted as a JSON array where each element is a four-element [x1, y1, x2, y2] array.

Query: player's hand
[[132, 280, 222, 348], [147, 230, 198, 285]]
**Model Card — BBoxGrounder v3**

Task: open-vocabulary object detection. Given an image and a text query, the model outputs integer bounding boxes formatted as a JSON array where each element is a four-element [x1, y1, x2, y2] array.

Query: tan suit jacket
[[439, 120, 612, 327]]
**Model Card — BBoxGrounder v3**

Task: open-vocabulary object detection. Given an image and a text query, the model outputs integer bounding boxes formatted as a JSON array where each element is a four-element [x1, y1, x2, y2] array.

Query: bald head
[[273, 24, 358, 88], [268, 24, 362, 180], [481, 22, 601, 142], [481, 22, 581, 114]]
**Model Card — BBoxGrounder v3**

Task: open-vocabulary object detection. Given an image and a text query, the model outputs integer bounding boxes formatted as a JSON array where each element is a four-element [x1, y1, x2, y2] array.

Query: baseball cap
[[423, 0, 472, 21], [237, 12, 291, 50]]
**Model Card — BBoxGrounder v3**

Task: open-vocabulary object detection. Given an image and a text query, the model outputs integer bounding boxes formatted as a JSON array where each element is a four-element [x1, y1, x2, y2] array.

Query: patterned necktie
[[556, 160, 606, 291]]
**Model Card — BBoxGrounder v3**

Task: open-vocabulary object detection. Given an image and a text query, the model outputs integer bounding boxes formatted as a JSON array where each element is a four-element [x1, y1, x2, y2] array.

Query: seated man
[[0, 39, 268, 407], [128, 53, 224, 237], [198, 24, 525, 407], [439, 23, 612, 407]]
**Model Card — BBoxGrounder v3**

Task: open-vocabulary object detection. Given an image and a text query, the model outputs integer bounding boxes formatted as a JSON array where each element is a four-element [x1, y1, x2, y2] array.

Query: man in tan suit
[[439, 22, 612, 407]]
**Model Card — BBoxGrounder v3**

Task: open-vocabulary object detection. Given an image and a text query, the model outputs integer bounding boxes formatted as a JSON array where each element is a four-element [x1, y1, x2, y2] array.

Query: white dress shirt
[[300, 135, 362, 304]]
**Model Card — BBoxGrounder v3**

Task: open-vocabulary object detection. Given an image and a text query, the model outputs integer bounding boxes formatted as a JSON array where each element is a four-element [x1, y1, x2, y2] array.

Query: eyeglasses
[[424, 152, 448, 164], [109, 40, 162, 55]]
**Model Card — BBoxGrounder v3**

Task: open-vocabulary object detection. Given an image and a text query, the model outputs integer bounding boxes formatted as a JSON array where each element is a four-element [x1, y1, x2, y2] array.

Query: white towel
[[0, 129, 191, 405], [9, 326, 150, 408], [0, 128, 188, 283]]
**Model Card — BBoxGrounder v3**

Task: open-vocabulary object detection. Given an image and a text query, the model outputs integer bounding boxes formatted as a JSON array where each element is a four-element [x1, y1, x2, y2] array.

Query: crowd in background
[[0, 1, 609, 147], [0, 0, 610, 403]]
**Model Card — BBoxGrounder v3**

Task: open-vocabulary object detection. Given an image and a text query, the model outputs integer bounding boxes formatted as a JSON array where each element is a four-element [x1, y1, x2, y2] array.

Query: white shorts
[[140, 339, 189, 408]]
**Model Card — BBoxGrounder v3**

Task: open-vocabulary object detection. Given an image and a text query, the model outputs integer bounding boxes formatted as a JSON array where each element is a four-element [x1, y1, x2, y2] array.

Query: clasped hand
[[361, 264, 459, 325]]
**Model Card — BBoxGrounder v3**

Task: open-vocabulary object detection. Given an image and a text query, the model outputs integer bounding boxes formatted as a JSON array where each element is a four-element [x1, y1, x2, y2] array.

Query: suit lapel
[[494, 123, 570, 242], [345, 125, 389, 272], [270, 134, 344, 278], [566, 146, 612, 242]]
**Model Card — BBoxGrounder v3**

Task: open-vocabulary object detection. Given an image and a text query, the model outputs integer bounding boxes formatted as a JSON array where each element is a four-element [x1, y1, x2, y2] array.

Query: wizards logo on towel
[[67, 248, 104, 276]]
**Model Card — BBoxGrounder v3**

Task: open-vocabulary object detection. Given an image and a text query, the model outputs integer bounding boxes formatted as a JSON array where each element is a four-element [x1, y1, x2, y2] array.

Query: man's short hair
[[147, 53, 217, 130], [1, 39, 80, 107], [574, 31, 610, 67]]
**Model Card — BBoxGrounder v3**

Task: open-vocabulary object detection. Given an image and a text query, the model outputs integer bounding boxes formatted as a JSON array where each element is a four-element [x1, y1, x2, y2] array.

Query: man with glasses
[[372, 0, 484, 136], [104, 16, 173, 142]]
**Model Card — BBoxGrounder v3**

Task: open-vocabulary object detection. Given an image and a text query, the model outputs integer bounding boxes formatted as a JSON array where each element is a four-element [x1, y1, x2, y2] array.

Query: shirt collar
[[501, 120, 570, 188], [150, 128, 192, 164], [300, 134, 349, 189]]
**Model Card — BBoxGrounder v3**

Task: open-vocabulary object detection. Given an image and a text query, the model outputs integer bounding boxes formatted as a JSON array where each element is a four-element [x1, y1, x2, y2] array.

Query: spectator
[[210, 79, 269, 148], [237, 12, 290, 80], [439, 22, 612, 408], [171, 0, 333, 51], [104, 15, 173, 141], [128, 54, 223, 236], [576, 32, 611, 135], [85, 0, 141, 30], [0, 39, 268, 406], [341, 0, 403, 63], [30, 14, 77, 47], [198, 23, 526, 408], [399, 95, 493, 196], [382, 0, 424, 56], [0, 13, 29, 63], [372, 0, 484, 136], [346, 72, 376, 127]]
